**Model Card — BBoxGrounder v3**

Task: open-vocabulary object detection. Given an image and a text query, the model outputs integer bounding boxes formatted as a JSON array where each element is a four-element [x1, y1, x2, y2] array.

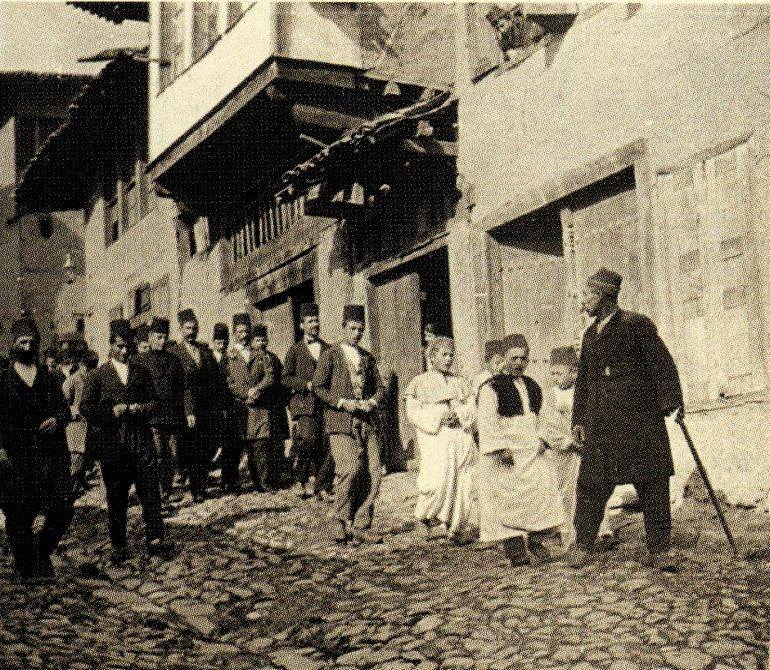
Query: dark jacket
[[0, 365, 71, 459], [80, 360, 159, 461], [282, 338, 329, 419], [573, 309, 683, 486], [312, 343, 385, 436], [168, 341, 225, 427], [228, 347, 283, 440], [135, 349, 186, 429], [483, 374, 542, 416]]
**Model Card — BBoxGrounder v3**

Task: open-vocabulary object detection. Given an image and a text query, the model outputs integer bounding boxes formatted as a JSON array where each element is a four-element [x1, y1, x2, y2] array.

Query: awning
[[14, 51, 148, 216], [278, 89, 456, 199], [245, 249, 317, 304], [67, 2, 149, 23]]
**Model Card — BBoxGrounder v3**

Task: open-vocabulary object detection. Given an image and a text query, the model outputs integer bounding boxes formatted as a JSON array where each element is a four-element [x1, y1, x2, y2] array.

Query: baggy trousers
[[182, 426, 213, 497], [99, 440, 165, 549], [328, 421, 381, 529], [574, 477, 671, 554]]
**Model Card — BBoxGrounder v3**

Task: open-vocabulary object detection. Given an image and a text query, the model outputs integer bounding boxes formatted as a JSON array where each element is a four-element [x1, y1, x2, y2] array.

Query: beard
[[11, 348, 37, 365]]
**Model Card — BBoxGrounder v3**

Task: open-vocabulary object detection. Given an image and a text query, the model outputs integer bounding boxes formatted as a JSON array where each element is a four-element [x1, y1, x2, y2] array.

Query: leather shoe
[[650, 548, 679, 572], [565, 545, 590, 568], [110, 547, 129, 565]]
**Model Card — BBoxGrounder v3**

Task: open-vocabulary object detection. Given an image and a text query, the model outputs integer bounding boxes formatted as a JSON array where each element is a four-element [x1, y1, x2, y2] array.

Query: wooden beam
[[291, 103, 368, 131], [402, 138, 457, 157]]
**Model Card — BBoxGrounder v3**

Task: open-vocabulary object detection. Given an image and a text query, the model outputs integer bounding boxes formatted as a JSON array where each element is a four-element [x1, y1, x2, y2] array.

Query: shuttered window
[[159, 2, 186, 92], [656, 142, 766, 402], [227, 2, 243, 29], [193, 3, 220, 63]]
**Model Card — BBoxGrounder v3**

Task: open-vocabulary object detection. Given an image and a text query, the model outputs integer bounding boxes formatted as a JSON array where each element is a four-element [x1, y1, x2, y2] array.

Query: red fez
[[213, 322, 229, 340], [110, 319, 133, 342], [149, 317, 170, 335], [484, 340, 507, 361], [251, 323, 268, 338], [501, 333, 529, 352], [177, 308, 197, 325], [134, 323, 150, 343], [232, 313, 251, 330], [299, 303, 319, 319]]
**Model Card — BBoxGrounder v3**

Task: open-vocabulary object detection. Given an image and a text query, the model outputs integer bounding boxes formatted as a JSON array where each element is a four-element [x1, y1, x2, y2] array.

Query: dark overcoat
[[282, 339, 329, 419], [168, 341, 226, 430], [135, 349, 186, 429], [227, 348, 284, 441], [312, 343, 385, 436], [80, 360, 159, 463], [573, 309, 683, 486]]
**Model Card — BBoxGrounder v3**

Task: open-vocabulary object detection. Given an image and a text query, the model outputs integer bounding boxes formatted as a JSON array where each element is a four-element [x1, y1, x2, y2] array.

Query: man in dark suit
[[283, 303, 329, 498], [135, 318, 186, 503], [0, 317, 73, 582], [227, 316, 283, 492], [568, 268, 684, 572], [210, 322, 231, 487], [168, 309, 225, 503], [80, 319, 172, 564], [313, 304, 385, 543]]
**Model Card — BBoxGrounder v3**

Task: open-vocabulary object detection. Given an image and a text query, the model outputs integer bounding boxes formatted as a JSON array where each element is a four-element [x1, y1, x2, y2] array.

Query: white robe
[[477, 379, 564, 542], [405, 370, 476, 534]]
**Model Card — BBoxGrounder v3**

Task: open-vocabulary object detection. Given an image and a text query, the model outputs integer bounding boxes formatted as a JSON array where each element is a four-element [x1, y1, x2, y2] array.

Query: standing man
[[282, 303, 329, 498], [313, 304, 385, 543], [169, 309, 224, 503], [136, 318, 186, 504], [210, 322, 231, 479], [568, 268, 684, 571], [227, 317, 282, 493], [80, 319, 172, 564], [0, 317, 73, 582], [134, 324, 151, 356], [211, 323, 229, 366]]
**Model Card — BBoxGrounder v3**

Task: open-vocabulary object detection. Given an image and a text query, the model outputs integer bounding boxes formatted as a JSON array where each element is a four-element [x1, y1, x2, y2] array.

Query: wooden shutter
[[159, 2, 176, 91], [151, 276, 171, 319], [193, 3, 219, 62], [464, 4, 502, 81], [227, 2, 243, 30]]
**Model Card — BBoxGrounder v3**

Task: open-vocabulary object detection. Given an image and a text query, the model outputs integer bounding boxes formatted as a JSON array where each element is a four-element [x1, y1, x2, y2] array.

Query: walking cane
[[675, 414, 739, 557]]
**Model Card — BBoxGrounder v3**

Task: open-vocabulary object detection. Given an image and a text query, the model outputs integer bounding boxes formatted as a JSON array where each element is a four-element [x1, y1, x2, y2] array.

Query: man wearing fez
[[282, 303, 329, 498], [227, 316, 282, 492], [210, 322, 231, 474], [0, 317, 73, 581], [211, 323, 229, 366], [80, 319, 172, 564], [313, 304, 385, 543], [569, 268, 684, 572], [168, 308, 225, 502], [134, 323, 151, 356], [136, 318, 186, 503]]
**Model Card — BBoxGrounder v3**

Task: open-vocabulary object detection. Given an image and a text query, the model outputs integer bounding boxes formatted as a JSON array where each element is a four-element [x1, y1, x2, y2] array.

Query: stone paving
[[1, 472, 769, 670]]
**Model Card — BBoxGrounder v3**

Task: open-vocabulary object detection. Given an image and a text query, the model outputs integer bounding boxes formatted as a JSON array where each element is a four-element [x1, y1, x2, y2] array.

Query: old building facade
[[454, 3, 770, 505]]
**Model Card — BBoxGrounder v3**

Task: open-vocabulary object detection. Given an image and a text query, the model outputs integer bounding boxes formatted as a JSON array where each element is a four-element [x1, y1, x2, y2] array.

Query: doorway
[[255, 279, 315, 362]]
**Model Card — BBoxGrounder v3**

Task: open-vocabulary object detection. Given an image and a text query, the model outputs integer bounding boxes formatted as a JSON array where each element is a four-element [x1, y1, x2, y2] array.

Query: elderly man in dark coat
[[282, 302, 329, 498], [568, 268, 683, 571], [0, 317, 73, 582], [227, 316, 283, 493], [136, 318, 186, 502], [80, 319, 172, 564], [313, 304, 385, 544], [168, 309, 226, 503]]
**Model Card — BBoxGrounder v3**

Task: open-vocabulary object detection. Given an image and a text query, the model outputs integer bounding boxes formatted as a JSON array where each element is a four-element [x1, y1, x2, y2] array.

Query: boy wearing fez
[[282, 303, 329, 499], [0, 317, 73, 582], [168, 309, 224, 503], [313, 304, 385, 543], [227, 315, 282, 493], [80, 319, 172, 564], [136, 318, 186, 503]]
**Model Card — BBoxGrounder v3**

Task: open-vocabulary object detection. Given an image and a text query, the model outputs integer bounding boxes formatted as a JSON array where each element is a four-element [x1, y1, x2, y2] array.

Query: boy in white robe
[[540, 345, 620, 550], [406, 337, 476, 543], [471, 340, 507, 403], [477, 334, 564, 567]]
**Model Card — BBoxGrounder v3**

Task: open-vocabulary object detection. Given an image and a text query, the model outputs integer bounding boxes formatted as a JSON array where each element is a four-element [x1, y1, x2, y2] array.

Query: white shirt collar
[[13, 362, 38, 388], [596, 309, 619, 334], [111, 358, 129, 385]]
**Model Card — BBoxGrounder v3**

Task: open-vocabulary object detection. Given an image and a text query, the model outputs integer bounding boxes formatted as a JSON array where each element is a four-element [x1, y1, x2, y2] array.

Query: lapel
[[595, 309, 622, 342], [104, 360, 126, 389]]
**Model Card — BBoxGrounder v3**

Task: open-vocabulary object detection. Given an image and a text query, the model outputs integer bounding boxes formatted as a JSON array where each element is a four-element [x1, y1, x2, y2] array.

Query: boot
[[527, 531, 552, 566], [565, 544, 590, 568], [503, 537, 529, 567]]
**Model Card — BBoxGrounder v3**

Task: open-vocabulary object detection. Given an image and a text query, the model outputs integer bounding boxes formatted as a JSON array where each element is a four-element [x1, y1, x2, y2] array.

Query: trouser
[[328, 423, 381, 528], [183, 426, 212, 497], [314, 438, 335, 494], [220, 436, 242, 491], [574, 477, 671, 554], [100, 444, 165, 550], [2, 453, 73, 576], [151, 427, 182, 496], [293, 415, 323, 485], [243, 438, 273, 491]]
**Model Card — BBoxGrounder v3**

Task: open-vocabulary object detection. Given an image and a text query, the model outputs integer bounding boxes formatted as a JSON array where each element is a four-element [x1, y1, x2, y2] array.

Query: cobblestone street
[[1, 473, 769, 670]]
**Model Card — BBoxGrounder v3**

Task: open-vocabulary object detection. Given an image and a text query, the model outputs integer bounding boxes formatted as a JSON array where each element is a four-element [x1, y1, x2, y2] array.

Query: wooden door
[[369, 271, 424, 471], [499, 247, 569, 391], [258, 297, 294, 363]]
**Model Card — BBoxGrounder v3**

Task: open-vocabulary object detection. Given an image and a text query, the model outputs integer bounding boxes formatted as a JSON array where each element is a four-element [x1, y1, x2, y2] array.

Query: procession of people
[[0, 267, 685, 584]]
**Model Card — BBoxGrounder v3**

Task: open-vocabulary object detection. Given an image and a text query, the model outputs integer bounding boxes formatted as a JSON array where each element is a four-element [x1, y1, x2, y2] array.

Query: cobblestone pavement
[[1, 473, 769, 670]]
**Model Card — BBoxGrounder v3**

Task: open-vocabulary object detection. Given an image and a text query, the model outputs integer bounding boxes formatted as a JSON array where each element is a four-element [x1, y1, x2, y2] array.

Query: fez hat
[[342, 304, 366, 323], [484, 339, 507, 361], [110, 319, 133, 342], [550, 345, 578, 367], [232, 313, 252, 330], [10, 317, 40, 343], [134, 323, 150, 343], [149, 317, 170, 335], [501, 333, 529, 351], [587, 267, 622, 297], [251, 323, 268, 338], [177, 308, 197, 325], [213, 322, 229, 340], [299, 303, 319, 319]]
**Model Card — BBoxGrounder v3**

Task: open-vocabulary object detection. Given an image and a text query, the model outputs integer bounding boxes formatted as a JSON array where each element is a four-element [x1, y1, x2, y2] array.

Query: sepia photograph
[[0, 1, 769, 668]]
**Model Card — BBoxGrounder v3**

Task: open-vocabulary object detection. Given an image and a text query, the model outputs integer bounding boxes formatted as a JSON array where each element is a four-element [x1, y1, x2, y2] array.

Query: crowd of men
[[0, 267, 686, 583]]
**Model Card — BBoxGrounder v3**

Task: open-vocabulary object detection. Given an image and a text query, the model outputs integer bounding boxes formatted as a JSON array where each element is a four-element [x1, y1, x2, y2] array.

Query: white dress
[[405, 370, 477, 534], [477, 378, 564, 542]]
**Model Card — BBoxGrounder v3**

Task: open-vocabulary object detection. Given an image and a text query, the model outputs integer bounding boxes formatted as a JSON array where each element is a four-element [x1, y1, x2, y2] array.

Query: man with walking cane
[[567, 268, 684, 572]]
